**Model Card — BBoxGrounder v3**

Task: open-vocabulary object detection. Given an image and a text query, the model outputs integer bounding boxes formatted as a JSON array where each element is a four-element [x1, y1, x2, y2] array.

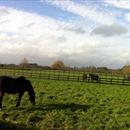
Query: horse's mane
[[16, 76, 26, 80]]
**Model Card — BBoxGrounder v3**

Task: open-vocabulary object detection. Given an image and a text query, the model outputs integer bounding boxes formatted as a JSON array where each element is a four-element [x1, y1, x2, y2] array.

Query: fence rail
[[0, 68, 130, 86]]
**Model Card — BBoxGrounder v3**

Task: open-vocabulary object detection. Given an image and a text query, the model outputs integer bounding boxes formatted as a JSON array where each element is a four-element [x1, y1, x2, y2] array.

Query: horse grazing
[[89, 73, 99, 82], [82, 73, 89, 81], [0, 76, 35, 109]]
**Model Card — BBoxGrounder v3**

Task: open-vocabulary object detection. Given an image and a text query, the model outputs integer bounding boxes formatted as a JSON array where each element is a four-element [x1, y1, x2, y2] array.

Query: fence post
[[122, 79, 124, 85], [110, 78, 112, 84], [77, 76, 79, 82], [57, 74, 59, 80], [67, 75, 69, 81]]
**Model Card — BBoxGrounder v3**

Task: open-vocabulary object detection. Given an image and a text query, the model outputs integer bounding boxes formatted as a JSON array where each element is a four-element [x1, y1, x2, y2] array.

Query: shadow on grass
[[0, 104, 92, 130], [27, 103, 92, 112], [0, 120, 38, 130]]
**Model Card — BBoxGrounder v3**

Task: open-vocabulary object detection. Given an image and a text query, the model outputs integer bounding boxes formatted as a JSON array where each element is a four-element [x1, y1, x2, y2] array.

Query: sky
[[0, 0, 130, 68]]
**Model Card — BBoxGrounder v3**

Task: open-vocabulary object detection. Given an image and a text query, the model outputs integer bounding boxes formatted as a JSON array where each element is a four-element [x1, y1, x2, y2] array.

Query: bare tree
[[19, 57, 29, 67], [51, 60, 65, 69]]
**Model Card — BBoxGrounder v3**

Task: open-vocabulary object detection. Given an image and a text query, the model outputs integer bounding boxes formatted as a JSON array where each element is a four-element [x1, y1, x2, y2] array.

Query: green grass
[[1, 79, 130, 130]]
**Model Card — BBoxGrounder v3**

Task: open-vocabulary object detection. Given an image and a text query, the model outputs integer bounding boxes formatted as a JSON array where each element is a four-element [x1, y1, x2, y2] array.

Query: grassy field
[[1, 79, 130, 130]]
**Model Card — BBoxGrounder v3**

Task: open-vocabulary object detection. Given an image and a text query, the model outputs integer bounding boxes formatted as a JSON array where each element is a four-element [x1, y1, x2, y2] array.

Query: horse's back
[[0, 76, 14, 83], [0, 76, 18, 94], [0, 76, 11, 86], [89, 74, 99, 81]]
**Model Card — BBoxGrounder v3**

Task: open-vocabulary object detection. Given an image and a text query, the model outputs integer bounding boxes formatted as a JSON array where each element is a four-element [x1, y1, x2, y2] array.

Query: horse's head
[[17, 77, 35, 105], [26, 80, 35, 105]]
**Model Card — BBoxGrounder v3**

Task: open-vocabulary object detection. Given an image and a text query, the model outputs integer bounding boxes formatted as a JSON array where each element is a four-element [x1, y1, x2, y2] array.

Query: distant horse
[[89, 73, 99, 82], [82, 73, 89, 81], [0, 76, 35, 109]]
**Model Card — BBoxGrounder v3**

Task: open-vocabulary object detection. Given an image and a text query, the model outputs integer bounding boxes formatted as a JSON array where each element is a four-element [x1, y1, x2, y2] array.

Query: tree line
[[0, 58, 130, 75]]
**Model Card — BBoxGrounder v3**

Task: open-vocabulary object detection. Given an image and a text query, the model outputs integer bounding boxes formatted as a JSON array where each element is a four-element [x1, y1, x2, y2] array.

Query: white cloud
[[0, 6, 94, 62], [125, 13, 130, 22], [105, 0, 130, 9], [44, 0, 115, 25], [0, 5, 129, 68]]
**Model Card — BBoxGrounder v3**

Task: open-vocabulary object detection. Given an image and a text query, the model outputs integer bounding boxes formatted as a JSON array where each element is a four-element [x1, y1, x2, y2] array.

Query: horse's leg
[[16, 92, 24, 107], [0, 91, 4, 110]]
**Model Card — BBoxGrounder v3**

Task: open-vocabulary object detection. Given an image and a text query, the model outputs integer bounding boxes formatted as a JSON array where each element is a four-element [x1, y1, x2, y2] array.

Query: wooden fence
[[0, 68, 130, 86]]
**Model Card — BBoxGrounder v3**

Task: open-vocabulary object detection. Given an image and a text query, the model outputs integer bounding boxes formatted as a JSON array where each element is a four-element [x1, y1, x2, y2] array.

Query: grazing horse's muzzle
[[29, 93, 35, 106], [30, 98, 35, 106], [31, 100, 35, 106]]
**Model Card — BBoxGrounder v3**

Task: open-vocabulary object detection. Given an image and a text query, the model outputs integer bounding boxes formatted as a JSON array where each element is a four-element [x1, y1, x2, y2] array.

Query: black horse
[[82, 73, 89, 81], [89, 73, 99, 82], [0, 76, 35, 109]]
